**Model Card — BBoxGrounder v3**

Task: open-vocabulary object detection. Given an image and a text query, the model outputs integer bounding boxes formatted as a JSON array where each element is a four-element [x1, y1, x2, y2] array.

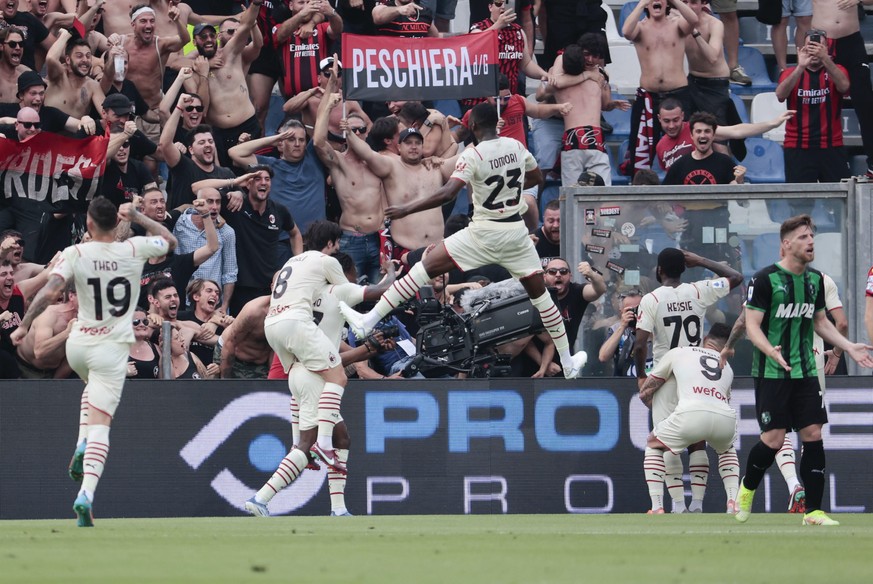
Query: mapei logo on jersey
[[775, 303, 815, 319], [599, 206, 621, 217], [179, 392, 326, 515]]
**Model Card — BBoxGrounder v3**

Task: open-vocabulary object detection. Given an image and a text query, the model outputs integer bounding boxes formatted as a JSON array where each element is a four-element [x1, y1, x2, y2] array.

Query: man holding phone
[[776, 29, 851, 183]]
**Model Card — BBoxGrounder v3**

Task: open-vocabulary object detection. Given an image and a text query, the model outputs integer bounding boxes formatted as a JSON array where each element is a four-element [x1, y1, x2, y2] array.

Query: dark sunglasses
[[132, 319, 147, 326], [223, 28, 236, 36], [120, 141, 130, 148], [185, 105, 204, 113], [349, 126, 367, 134], [12, 238, 24, 246], [546, 268, 570, 276], [18, 121, 40, 129], [3, 40, 23, 49], [492, 1, 505, 6]]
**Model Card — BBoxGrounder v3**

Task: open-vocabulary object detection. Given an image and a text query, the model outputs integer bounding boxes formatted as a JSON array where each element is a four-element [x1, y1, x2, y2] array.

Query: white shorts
[[289, 364, 345, 431], [654, 408, 738, 454], [265, 318, 341, 373], [652, 377, 679, 425], [66, 341, 130, 418], [444, 220, 542, 280]]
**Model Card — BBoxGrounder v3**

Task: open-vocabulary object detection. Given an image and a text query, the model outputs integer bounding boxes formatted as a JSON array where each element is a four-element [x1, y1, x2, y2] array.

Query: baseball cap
[[319, 56, 342, 71], [102, 93, 133, 115], [17, 71, 47, 97], [193, 23, 216, 36], [398, 127, 423, 143]]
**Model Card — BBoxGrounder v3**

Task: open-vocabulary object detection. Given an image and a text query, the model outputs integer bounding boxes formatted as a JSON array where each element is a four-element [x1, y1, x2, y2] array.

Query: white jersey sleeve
[[266, 251, 350, 323], [693, 277, 731, 306], [823, 274, 842, 311], [636, 292, 657, 334], [315, 282, 366, 348], [451, 137, 537, 222]]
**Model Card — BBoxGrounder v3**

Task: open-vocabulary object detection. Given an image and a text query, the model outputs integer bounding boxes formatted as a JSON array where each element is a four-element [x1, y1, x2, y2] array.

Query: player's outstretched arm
[[814, 310, 873, 368], [682, 250, 744, 289], [119, 203, 178, 252]]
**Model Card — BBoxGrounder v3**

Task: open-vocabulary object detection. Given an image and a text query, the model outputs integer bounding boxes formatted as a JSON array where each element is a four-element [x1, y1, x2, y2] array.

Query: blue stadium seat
[[432, 99, 461, 120], [730, 91, 749, 123], [751, 233, 781, 271], [540, 179, 561, 215], [730, 47, 777, 95], [618, 1, 644, 38], [611, 140, 631, 185], [742, 137, 785, 183], [603, 92, 631, 139], [765, 198, 792, 223]]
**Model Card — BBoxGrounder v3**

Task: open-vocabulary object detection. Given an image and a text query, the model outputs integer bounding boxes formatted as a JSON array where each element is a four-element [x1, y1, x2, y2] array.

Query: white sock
[[367, 262, 430, 328], [718, 447, 740, 502], [76, 388, 89, 445], [290, 395, 300, 447], [777, 435, 800, 492], [688, 449, 709, 505], [255, 448, 309, 504], [529, 292, 571, 363], [317, 382, 344, 450], [81, 424, 110, 500], [329, 449, 349, 513], [644, 447, 665, 511], [663, 450, 686, 511]]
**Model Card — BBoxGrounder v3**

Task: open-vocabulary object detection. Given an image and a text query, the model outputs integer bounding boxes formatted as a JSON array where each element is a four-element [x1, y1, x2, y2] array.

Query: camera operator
[[598, 289, 652, 376], [347, 317, 425, 379]]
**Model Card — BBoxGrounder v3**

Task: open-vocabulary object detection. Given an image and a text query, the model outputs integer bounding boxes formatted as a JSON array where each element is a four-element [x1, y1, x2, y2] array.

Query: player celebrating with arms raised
[[11, 198, 177, 527], [339, 103, 587, 379]]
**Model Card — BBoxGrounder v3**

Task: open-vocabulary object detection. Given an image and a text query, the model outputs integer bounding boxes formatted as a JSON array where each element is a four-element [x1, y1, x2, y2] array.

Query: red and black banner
[[0, 131, 110, 210], [341, 32, 499, 102]]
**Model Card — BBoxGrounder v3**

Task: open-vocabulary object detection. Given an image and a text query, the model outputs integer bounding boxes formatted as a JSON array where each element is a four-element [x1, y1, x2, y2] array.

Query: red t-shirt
[[656, 122, 693, 171], [460, 94, 527, 146]]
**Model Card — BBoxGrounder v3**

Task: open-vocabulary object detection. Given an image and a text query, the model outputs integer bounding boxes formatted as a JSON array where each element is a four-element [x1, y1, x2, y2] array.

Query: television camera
[[399, 282, 545, 378]]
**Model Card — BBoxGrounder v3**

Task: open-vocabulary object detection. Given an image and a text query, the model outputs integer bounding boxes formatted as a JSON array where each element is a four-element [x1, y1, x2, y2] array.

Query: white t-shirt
[[314, 282, 366, 348], [52, 237, 169, 345], [649, 346, 735, 415], [265, 250, 348, 324], [637, 278, 731, 364], [451, 136, 537, 222]]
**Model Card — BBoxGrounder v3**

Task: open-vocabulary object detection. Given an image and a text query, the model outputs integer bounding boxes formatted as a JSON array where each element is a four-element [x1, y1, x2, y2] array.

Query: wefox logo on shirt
[[775, 303, 815, 319]]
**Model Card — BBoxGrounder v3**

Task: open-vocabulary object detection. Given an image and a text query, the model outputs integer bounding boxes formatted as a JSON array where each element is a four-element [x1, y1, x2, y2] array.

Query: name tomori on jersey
[[488, 152, 518, 170]]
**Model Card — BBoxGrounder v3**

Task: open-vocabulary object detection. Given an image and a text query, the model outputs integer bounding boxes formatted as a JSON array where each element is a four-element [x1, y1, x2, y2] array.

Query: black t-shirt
[[664, 152, 736, 185], [100, 159, 154, 207], [176, 310, 225, 366], [0, 104, 71, 135], [168, 155, 234, 209], [186, 0, 242, 15], [535, 227, 561, 267], [557, 282, 592, 349], [4, 12, 49, 70], [138, 252, 197, 309], [222, 196, 294, 288]]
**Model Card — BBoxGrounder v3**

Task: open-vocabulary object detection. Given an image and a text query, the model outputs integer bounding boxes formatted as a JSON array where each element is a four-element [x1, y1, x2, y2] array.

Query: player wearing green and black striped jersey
[[736, 215, 873, 526]]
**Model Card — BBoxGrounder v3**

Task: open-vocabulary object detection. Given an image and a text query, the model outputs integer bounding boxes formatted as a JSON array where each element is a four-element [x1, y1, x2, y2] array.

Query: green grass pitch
[[2, 514, 872, 583]]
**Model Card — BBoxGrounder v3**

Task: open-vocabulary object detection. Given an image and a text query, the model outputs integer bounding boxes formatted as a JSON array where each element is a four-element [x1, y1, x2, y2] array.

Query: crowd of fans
[[0, 0, 869, 380]]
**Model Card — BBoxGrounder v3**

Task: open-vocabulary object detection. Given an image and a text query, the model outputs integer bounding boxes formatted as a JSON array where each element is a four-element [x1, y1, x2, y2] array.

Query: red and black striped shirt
[[781, 65, 848, 149], [274, 21, 332, 98]]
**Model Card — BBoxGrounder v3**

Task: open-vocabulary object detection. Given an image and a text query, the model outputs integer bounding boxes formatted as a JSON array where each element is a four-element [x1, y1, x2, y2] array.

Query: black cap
[[657, 248, 686, 278], [193, 23, 216, 36], [577, 171, 605, 187], [17, 71, 47, 97], [398, 127, 423, 143], [102, 93, 133, 115]]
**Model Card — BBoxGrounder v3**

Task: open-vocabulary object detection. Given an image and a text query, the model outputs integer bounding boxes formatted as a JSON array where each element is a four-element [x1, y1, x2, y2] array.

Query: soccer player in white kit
[[247, 251, 395, 517], [11, 198, 176, 527], [339, 102, 588, 379], [245, 222, 352, 517], [634, 247, 744, 513], [639, 323, 739, 514]]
